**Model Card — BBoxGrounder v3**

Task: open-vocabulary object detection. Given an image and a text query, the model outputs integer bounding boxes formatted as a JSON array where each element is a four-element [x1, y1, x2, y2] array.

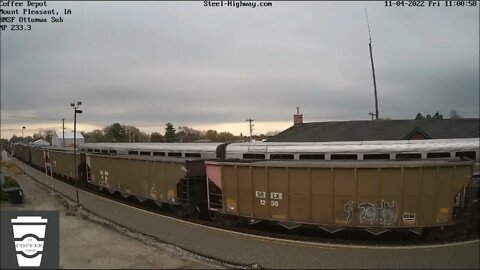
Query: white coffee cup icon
[[11, 216, 48, 267]]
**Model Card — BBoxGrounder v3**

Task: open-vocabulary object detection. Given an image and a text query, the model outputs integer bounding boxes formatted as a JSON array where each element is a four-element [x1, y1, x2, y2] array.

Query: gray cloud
[[1, 1, 478, 136]]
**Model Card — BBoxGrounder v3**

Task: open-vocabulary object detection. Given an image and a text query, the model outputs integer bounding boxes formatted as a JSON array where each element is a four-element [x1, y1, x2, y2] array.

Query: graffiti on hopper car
[[358, 201, 398, 225], [344, 201, 355, 223], [344, 200, 398, 225]]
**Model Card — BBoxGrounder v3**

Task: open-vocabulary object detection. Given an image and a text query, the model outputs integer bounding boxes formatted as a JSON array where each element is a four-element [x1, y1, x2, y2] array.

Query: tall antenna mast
[[62, 118, 65, 146], [365, 8, 379, 120]]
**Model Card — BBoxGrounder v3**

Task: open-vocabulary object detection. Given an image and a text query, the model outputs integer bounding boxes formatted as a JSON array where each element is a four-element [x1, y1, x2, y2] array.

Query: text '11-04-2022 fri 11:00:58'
[[384, 1, 477, 7]]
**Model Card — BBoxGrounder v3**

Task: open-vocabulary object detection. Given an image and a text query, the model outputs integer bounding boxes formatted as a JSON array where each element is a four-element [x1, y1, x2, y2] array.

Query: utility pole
[[365, 8, 379, 120], [62, 118, 65, 146], [246, 118, 254, 142]]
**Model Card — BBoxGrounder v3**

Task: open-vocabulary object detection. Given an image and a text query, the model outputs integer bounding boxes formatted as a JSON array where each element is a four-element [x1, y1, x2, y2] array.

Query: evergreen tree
[[103, 123, 127, 142], [433, 111, 443, 119], [415, 113, 424, 120], [164, 123, 176, 142]]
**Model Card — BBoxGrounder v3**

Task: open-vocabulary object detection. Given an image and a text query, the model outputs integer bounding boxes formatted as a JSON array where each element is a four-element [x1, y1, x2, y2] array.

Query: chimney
[[293, 106, 303, 126]]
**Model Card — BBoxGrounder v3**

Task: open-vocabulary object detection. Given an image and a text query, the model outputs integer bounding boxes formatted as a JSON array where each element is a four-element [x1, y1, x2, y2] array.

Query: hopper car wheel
[[219, 214, 246, 227], [422, 228, 438, 241], [452, 222, 469, 238], [186, 206, 201, 219], [209, 211, 218, 221], [221, 215, 235, 227], [423, 227, 454, 241], [467, 222, 479, 237], [468, 226, 479, 237], [136, 196, 146, 203], [170, 205, 187, 218], [86, 182, 94, 190], [439, 229, 455, 241]]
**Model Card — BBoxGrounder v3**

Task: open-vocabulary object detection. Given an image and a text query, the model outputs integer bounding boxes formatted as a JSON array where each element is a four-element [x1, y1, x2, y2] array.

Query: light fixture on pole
[[70, 101, 82, 204]]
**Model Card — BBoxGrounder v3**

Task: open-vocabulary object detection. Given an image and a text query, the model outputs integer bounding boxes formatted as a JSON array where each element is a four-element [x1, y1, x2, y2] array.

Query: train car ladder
[[179, 178, 190, 203], [207, 179, 223, 211]]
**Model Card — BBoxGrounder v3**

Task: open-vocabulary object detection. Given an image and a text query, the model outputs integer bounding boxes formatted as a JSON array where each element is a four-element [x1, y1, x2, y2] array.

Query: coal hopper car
[[81, 143, 225, 216]]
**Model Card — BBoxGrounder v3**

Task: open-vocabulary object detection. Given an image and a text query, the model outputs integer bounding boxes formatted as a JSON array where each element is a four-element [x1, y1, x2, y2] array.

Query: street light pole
[[71, 101, 83, 204], [22, 127, 26, 142]]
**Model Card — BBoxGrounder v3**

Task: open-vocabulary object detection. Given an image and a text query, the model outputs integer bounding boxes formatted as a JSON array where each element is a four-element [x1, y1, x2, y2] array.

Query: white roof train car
[[80, 143, 225, 159], [225, 138, 480, 164]]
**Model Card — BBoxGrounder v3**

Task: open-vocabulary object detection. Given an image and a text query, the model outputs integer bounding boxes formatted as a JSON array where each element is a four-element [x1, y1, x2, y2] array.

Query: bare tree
[[450, 110, 462, 119]]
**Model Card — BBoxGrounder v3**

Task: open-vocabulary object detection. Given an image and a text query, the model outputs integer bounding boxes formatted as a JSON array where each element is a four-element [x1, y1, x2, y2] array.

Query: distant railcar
[[30, 147, 47, 171], [12, 144, 31, 164], [2, 141, 12, 154], [11, 144, 21, 159], [48, 150, 81, 182]]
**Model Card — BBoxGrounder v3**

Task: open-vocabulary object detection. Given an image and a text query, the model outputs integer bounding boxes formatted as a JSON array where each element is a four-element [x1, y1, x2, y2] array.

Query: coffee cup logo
[[11, 216, 48, 267]]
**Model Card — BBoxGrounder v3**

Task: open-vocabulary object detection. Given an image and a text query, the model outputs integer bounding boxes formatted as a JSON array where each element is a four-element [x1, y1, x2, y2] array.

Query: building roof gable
[[54, 130, 84, 139], [402, 127, 432, 140], [32, 139, 50, 146]]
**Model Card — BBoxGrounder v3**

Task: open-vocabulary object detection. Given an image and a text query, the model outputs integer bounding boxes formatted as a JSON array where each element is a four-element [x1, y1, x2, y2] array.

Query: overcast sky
[[1, 1, 478, 138]]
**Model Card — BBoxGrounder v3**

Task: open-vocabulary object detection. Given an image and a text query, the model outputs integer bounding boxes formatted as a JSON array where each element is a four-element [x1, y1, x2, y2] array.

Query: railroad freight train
[[5, 138, 480, 239]]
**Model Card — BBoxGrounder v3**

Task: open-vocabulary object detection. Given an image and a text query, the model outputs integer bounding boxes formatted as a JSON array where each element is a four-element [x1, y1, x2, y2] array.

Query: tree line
[[6, 129, 55, 144], [88, 122, 279, 143], [3, 109, 466, 145], [414, 110, 462, 120], [3, 122, 280, 144], [81, 123, 280, 143]]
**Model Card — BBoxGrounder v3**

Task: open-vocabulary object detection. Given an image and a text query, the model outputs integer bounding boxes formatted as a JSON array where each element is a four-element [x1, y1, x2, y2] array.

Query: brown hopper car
[[86, 154, 208, 214], [30, 147, 46, 171], [12, 144, 30, 164], [48, 150, 81, 182], [206, 159, 473, 234]]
